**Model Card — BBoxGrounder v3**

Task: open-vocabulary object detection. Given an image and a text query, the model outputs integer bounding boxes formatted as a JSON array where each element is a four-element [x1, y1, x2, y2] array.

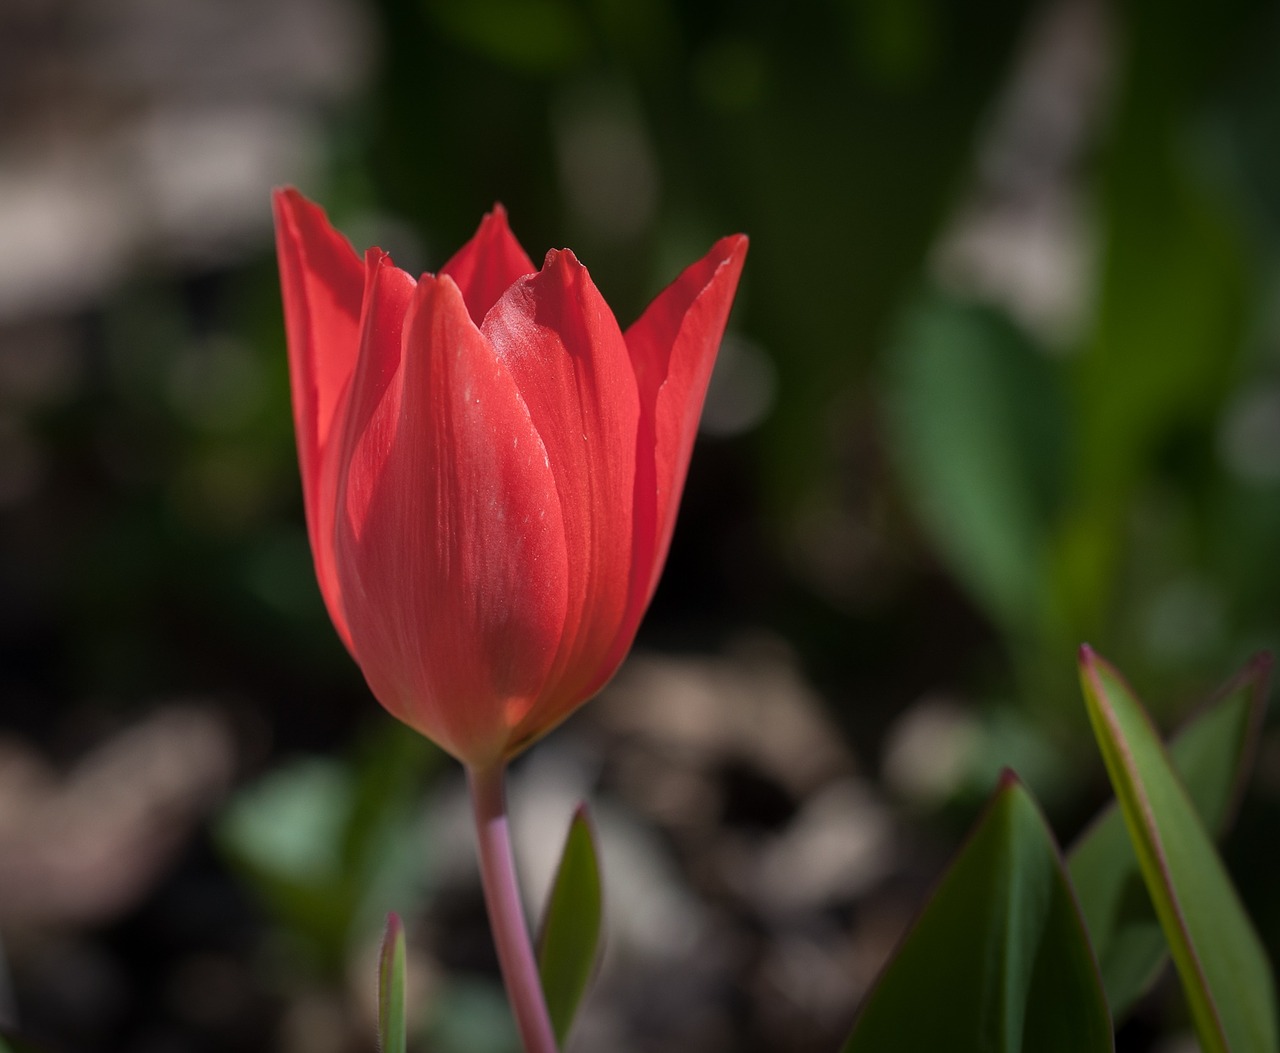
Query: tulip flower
[[275, 188, 745, 1051], [273, 189, 746, 770]]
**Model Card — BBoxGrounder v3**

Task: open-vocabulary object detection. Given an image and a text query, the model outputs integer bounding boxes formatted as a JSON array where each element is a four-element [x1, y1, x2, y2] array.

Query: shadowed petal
[[625, 235, 748, 610], [441, 205, 537, 327], [483, 250, 641, 748], [336, 273, 569, 767], [272, 188, 368, 645]]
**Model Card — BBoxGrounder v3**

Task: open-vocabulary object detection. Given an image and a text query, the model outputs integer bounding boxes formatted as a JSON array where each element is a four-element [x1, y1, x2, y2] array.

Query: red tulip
[[273, 189, 747, 769]]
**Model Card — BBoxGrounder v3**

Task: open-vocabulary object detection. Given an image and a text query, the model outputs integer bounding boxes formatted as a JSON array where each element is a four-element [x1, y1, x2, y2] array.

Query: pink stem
[[467, 762, 559, 1053]]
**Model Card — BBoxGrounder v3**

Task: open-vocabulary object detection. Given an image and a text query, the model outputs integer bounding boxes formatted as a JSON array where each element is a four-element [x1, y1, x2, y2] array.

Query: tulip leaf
[[1069, 653, 1269, 1018], [884, 293, 1067, 637], [842, 773, 1112, 1053], [536, 804, 602, 1046], [1078, 646, 1278, 1053], [378, 912, 408, 1053], [216, 727, 438, 973]]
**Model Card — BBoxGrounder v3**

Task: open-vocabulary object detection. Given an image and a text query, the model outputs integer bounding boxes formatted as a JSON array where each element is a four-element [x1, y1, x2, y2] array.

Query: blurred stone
[[1218, 382, 1280, 484], [598, 639, 853, 801], [165, 952, 253, 1029], [0, 705, 236, 926], [0, 0, 373, 317], [755, 931, 862, 1038], [749, 778, 895, 913], [701, 334, 778, 438], [554, 80, 659, 243], [930, 0, 1109, 345], [881, 695, 979, 805], [278, 989, 364, 1053]]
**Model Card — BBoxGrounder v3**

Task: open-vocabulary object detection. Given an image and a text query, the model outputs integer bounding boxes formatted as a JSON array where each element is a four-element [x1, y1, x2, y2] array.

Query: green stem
[[467, 762, 559, 1053]]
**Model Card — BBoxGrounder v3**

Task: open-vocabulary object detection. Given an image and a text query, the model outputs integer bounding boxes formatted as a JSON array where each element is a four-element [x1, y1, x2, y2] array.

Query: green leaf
[[884, 293, 1067, 636], [215, 757, 356, 965], [1069, 653, 1270, 1017], [842, 773, 1112, 1053], [378, 912, 408, 1053], [1078, 646, 1278, 1053], [215, 728, 439, 973], [536, 804, 602, 1046]]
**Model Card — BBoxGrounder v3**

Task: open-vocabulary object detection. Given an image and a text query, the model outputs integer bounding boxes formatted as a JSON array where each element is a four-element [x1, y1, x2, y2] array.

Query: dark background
[[2, 0, 1279, 1049]]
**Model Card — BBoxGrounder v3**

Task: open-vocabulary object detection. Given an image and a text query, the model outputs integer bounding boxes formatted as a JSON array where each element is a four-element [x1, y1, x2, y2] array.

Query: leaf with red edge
[[1079, 646, 1277, 1053], [1069, 653, 1269, 1019], [378, 912, 408, 1053], [842, 773, 1112, 1053]]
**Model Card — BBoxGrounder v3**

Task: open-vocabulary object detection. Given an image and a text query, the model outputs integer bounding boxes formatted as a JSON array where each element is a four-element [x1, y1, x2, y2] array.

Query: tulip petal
[[336, 271, 569, 767], [483, 250, 641, 748], [625, 235, 748, 609], [441, 205, 537, 327], [272, 188, 367, 645]]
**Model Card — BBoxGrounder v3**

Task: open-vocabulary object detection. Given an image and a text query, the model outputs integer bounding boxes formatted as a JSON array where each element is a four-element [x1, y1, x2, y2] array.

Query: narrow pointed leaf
[[842, 773, 1112, 1053], [1079, 646, 1278, 1053], [1070, 654, 1269, 1018], [378, 912, 408, 1053], [536, 804, 602, 1045]]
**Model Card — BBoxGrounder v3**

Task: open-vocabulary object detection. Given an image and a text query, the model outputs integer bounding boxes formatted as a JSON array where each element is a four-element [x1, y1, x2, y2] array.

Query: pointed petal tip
[[714, 233, 749, 283], [441, 206, 536, 322], [272, 185, 319, 226], [404, 270, 472, 334], [475, 202, 511, 234], [530, 247, 595, 300], [271, 186, 302, 233], [706, 232, 749, 267], [420, 268, 459, 301], [540, 246, 584, 271], [996, 767, 1023, 792], [272, 188, 364, 274]]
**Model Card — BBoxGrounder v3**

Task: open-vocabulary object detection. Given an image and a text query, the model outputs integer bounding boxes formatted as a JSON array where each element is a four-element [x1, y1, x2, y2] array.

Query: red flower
[[273, 189, 747, 769]]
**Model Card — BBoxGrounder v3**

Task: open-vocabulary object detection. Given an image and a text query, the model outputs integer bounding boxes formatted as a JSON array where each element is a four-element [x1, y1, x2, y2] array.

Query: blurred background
[[2, 0, 1280, 1049]]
